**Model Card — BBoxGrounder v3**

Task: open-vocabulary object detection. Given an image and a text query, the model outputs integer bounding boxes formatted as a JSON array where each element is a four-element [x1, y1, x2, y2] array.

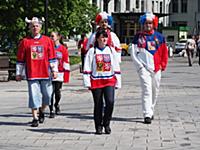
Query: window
[[103, 1, 108, 12], [198, 0, 200, 12], [126, 0, 130, 11], [172, 21, 187, 27], [160, 2, 163, 13], [197, 21, 200, 33], [136, 0, 139, 9], [141, 0, 144, 12], [172, 0, 178, 13], [92, 0, 97, 5], [171, 22, 177, 27], [156, 1, 159, 12], [181, 0, 187, 13], [167, 36, 175, 42], [152, 1, 154, 12], [114, 0, 120, 12]]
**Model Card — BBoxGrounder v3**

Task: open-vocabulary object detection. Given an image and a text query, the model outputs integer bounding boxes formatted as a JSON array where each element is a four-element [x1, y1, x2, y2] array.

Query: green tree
[[48, 0, 98, 37], [0, 0, 98, 61]]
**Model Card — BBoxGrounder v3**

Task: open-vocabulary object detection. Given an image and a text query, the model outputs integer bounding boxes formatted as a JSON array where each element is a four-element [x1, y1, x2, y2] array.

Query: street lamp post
[[44, 0, 48, 35]]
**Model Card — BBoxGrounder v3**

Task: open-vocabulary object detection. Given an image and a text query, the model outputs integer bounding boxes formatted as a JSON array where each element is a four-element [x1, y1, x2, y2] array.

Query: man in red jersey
[[16, 17, 58, 127]]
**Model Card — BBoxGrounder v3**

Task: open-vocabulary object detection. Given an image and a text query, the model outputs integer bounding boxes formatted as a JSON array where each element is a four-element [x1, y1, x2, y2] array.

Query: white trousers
[[138, 68, 161, 118]]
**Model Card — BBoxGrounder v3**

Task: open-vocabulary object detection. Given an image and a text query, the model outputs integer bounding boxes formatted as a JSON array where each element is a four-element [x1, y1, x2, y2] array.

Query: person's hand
[[52, 72, 57, 79], [161, 68, 165, 72], [160, 65, 165, 72], [16, 75, 22, 82]]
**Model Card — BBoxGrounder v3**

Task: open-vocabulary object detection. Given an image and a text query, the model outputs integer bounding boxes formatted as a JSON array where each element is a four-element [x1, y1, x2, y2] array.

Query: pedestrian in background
[[197, 35, 200, 65], [49, 31, 70, 118], [86, 11, 122, 63], [131, 12, 168, 124], [16, 17, 58, 127], [185, 35, 196, 66], [78, 33, 88, 72], [83, 29, 121, 134]]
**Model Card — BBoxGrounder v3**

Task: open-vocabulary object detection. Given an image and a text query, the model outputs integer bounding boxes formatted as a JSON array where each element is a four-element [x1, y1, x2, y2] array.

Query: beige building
[[91, 0, 170, 43]]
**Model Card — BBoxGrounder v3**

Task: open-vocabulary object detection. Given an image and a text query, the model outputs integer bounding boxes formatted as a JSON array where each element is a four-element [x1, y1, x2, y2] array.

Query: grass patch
[[69, 56, 81, 65]]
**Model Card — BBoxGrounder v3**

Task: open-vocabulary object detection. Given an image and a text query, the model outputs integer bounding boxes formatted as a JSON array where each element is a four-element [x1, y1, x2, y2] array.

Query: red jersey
[[78, 38, 88, 54], [53, 44, 70, 83], [16, 35, 57, 80]]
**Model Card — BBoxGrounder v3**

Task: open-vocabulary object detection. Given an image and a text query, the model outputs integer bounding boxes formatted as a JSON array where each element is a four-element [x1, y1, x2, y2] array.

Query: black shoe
[[39, 111, 45, 123], [55, 105, 61, 115], [95, 126, 102, 135], [49, 111, 55, 118], [144, 117, 151, 124], [31, 119, 39, 127], [104, 126, 111, 134]]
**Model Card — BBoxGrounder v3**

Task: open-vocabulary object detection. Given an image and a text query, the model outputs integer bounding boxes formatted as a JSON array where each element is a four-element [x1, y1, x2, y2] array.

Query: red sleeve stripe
[[115, 47, 122, 52]]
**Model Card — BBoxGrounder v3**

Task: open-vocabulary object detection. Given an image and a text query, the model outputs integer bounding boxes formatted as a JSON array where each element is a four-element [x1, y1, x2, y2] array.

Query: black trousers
[[49, 81, 63, 111], [81, 53, 85, 71], [199, 48, 200, 65], [91, 86, 115, 130]]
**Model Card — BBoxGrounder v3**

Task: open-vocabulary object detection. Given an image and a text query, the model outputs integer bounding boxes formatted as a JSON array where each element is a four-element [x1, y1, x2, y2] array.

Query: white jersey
[[83, 46, 121, 89], [86, 30, 122, 63]]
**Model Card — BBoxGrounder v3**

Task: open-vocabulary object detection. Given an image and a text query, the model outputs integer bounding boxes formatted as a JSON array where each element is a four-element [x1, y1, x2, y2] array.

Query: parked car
[[121, 43, 129, 56], [174, 39, 187, 54]]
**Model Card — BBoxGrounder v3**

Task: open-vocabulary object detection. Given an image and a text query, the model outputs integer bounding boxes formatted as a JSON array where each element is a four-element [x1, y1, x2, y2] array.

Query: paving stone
[[0, 57, 200, 149]]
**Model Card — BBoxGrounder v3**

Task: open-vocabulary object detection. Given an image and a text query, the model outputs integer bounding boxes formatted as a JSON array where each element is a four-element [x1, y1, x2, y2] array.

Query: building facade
[[169, 0, 200, 35], [91, 0, 171, 43]]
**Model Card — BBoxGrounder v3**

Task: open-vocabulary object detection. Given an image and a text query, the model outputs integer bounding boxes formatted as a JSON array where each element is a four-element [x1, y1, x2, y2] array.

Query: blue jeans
[[28, 80, 53, 109]]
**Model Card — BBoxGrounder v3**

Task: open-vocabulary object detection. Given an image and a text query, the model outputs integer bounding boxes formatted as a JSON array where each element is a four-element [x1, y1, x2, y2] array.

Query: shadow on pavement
[[0, 113, 32, 126], [60, 112, 93, 120], [0, 113, 31, 118], [112, 117, 144, 123], [0, 121, 30, 126], [61, 112, 144, 123], [27, 128, 93, 134]]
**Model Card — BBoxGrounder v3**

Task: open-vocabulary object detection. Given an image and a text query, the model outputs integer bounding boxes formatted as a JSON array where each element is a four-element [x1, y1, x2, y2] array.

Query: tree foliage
[[0, 0, 99, 57], [47, 0, 98, 37]]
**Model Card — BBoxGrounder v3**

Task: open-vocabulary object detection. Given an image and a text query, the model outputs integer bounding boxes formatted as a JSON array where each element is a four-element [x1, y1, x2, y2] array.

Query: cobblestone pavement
[[0, 56, 200, 150]]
